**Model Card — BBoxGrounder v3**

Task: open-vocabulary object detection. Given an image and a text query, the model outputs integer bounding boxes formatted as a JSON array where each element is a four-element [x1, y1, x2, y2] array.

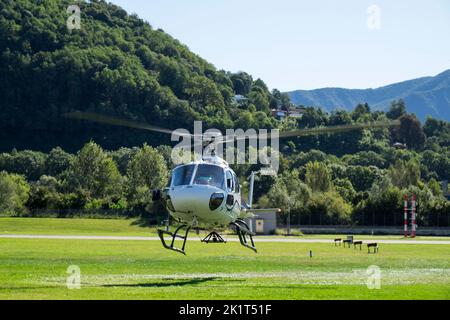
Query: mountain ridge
[[287, 70, 450, 122]]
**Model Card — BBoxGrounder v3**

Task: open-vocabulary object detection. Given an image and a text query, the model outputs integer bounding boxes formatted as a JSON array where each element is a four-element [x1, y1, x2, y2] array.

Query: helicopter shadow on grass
[[101, 277, 245, 288]]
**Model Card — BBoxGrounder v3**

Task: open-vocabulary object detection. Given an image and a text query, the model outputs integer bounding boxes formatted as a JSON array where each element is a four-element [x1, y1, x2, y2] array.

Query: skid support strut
[[202, 231, 227, 244], [230, 219, 257, 253], [157, 225, 191, 255]]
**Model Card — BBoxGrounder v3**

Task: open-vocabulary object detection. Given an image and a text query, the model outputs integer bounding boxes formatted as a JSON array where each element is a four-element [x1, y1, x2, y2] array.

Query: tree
[[353, 176, 403, 225], [65, 142, 122, 199], [333, 178, 357, 204], [386, 99, 406, 119], [0, 150, 46, 181], [298, 107, 328, 128], [126, 144, 168, 209], [110, 147, 140, 175], [388, 159, 420, 189], [268, 170, 311, 234], [391, 114, 426, 150], [248, 90, 270, 113], [292, 150, 328, 168], [344, 151, 385, 168], [307, 191, 352, 224], [45, 147, 73, 177], [305, 161, 332, 193], [329, 110, 352, 125], [0, 172, 30, 215], [280, 93, 293, 110], [421, 150, 450, 181], [352, 103, 371, 121], [427, 178, 442, 197], [230, 72, 253, 95], [344, 165, 383, 191]]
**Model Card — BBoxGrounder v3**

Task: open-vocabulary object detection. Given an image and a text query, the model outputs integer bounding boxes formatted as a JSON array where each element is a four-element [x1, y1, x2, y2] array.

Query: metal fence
[[25, 209, 137, 218], [277, 212, 450, 228]]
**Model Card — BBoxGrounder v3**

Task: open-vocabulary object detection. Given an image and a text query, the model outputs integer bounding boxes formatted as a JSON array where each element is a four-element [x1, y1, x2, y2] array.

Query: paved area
[[1, 234, 449, 244]]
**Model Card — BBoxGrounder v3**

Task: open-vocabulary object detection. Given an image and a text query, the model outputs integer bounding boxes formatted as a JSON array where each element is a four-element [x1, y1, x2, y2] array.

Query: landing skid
[[157, 225, 191, 255], [230, 219, 257, 253], [202, 231, 227, 244], [158, 220, 257, 254]]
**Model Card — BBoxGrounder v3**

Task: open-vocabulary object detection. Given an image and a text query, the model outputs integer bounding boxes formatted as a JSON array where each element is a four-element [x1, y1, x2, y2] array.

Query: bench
[[343, 239, 352, 248], [334, 238, 342, 246], [353, 241, 363, 250], [367, 243, 379, 254]]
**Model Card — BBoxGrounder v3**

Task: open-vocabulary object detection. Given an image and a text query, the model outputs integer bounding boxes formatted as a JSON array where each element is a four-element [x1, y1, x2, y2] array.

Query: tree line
[[1, 103, 449, 226]]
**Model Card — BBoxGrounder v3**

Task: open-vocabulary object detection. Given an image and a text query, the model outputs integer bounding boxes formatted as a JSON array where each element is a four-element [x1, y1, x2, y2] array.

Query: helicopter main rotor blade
[[276, 120, 400, 139], [64, 111, 400, 147], [202, 120, 401, 147], [63, 111, 195, 138]]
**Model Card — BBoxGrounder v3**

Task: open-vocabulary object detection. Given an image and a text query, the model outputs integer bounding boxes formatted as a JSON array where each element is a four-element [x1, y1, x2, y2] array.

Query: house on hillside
[[232, 94, 249, 107], [271, 106, 306, 120]]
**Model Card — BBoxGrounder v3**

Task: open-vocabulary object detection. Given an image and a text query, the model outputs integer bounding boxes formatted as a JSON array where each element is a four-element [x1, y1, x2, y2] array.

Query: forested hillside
[[0, 0, 282, 152]]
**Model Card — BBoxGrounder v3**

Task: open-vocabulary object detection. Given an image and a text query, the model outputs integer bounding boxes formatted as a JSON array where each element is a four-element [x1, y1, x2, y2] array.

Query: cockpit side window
[[193, 164, 225, 189], [226, 171, 234, 192], [172, 164, 195, 186]]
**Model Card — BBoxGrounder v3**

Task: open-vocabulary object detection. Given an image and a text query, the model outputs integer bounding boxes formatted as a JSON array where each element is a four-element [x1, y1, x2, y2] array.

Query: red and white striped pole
[[411, 195, 417, 238], [404, 195, 409, 238]]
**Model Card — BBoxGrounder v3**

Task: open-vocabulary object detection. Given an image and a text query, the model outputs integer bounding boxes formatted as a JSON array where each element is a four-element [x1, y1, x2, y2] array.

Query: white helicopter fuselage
[[164, 157, 243, 229]]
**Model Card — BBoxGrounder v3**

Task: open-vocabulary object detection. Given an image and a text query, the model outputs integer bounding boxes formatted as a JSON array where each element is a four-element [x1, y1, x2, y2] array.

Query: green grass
[[0, 217, 158, 236], [0, 217, 449, 300], [1, 217, 449, 241]]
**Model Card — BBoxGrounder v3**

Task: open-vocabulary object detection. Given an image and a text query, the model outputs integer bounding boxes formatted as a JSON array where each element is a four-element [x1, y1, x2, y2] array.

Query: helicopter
[[65, 111, 399, 255]]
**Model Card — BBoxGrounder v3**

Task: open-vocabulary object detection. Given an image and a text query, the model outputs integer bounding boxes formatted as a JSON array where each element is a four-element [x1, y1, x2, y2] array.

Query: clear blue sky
[[111, 0, 450, 91]]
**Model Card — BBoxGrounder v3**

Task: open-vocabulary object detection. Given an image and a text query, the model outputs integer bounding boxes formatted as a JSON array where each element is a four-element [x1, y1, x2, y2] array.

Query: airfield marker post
[[411, 195, 417, 238], [404, 195, 409, 237]]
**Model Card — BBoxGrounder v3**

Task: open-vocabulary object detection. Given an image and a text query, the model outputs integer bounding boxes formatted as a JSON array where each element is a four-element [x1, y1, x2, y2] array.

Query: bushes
[[0, 171, 30, 215], [307, 191, 352, 224], [0, 150, 47, 181], [352, 179, 403, 225], [305, 161, 332, 193], [0, 142, 169, 217]]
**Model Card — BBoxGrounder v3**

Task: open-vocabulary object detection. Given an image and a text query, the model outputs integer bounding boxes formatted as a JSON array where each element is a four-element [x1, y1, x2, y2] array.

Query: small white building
[[246, 210, 278, 235]]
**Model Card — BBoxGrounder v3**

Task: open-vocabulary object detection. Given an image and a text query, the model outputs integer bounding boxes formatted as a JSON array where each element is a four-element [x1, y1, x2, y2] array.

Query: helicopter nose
[[169, 186, 224, 213]]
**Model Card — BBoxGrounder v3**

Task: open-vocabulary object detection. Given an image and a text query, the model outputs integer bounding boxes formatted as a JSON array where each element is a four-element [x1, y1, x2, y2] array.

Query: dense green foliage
[[0, 107, 448, 226], [0, 0, 448, 226], [0, 0, 280, 152], [0, 171, 30, 214]]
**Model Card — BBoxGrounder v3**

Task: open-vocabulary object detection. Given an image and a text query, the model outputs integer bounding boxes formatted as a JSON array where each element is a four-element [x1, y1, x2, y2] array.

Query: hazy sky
[[111, 0, 450, 91]]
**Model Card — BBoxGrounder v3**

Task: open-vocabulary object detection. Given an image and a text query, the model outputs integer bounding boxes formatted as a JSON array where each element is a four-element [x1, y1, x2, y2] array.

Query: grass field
[[1, 217, 449, 240], [0, 217, 449, 300]]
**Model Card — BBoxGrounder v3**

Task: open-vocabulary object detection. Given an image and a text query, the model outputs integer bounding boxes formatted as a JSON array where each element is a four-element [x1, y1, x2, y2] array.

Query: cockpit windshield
[[172, 165, 195, 186], [193, 164, 225, 189]]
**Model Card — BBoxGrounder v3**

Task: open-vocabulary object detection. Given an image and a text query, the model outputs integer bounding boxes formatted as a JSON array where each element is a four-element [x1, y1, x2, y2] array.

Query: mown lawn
[[0, 217, 449, 241], [0, 236, 449, 299], [0, 217, 158, 236]]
